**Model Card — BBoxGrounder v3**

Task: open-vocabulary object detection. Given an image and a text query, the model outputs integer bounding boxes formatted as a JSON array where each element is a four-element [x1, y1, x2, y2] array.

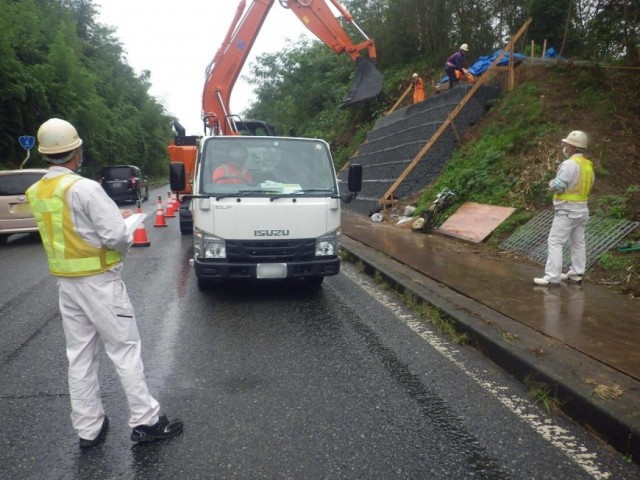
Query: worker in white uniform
[[26, 118, 183, 448], [534, 130, 594, 286]]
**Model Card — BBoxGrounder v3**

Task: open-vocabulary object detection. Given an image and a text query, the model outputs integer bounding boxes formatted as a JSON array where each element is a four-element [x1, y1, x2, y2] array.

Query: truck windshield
[[199, 137, 338, 197]]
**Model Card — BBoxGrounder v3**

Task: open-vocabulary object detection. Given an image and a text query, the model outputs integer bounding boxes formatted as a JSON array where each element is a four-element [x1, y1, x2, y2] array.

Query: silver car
[[0, 168, 48, 245]]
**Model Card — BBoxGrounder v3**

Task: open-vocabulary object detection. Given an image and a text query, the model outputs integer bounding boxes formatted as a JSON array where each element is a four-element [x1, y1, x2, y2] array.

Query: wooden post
[[531, 40, 535, 59], [385, 84, 413, 116], [508, 39, 515, 91], [542, 39, 547, 58]]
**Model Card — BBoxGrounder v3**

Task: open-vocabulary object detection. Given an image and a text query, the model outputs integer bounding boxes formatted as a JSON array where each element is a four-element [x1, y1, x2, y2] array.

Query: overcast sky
[[95, 1, 312, 135]]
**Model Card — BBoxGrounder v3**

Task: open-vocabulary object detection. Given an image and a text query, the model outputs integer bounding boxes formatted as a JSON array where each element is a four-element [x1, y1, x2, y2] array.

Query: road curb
[[341, 235, 640, 463]]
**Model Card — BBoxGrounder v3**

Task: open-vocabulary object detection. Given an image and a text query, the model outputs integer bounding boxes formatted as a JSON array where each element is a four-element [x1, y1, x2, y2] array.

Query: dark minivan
[[99, 165, 149, 204]]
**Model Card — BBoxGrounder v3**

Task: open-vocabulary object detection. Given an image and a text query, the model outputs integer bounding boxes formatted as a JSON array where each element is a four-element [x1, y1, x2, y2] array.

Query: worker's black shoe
[[79, 416, 109, 449], [131, 414, 183, 443]]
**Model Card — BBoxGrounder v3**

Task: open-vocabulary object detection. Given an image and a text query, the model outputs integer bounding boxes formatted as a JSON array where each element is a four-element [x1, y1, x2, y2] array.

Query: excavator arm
[[284, 0, 382, 106], [201, 0, 382, 136]]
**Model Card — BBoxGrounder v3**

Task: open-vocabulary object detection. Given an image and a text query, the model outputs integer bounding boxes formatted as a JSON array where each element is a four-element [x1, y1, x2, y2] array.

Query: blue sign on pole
[[19, 136, 36, 151]]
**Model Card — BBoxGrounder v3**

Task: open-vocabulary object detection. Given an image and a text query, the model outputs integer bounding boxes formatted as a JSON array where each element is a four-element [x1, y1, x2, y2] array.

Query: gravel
[[339, 84, 502, 216]]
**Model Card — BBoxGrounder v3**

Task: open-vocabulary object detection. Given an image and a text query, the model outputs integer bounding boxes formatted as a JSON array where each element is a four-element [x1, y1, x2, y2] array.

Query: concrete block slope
[[340, 84, 501, 216]]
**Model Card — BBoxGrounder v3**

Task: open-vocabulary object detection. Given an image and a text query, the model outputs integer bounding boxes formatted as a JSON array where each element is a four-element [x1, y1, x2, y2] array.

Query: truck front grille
[[226, 239, 316, 263]]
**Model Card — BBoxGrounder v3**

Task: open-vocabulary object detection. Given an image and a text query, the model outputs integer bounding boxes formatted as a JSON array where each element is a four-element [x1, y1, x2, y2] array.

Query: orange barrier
[[153, 196, 168, 227]]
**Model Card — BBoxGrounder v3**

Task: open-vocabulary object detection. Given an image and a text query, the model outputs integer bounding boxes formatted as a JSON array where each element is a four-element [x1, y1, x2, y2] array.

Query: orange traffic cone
[[171, 192, 180, 211], [165, 192, 176, 218], [132, 201, 151, 246], [154, 195, 167, 227]]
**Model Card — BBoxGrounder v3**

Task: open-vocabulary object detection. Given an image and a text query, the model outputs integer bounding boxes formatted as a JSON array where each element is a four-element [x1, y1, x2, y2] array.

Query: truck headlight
[[194, 228, 226, 259], [316, 230, 338, 256]]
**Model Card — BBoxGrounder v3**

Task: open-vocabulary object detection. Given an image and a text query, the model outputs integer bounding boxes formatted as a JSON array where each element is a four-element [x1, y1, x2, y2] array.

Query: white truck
[[170, 135, 362, 290]]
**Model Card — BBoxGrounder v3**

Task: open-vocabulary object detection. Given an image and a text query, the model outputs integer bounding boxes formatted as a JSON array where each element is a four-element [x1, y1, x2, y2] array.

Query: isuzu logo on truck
[[254, 229, 290, 237]]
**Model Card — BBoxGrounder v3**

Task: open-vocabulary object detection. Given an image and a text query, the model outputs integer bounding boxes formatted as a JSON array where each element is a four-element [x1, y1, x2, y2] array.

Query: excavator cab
[[342, 57, 383, 107]]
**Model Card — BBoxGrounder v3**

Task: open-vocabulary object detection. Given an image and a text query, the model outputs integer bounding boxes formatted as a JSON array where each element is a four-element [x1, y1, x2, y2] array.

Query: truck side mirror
[[341, 163, 362, 203], [170, 163, 186, 192], [348, 164, 362, 192]]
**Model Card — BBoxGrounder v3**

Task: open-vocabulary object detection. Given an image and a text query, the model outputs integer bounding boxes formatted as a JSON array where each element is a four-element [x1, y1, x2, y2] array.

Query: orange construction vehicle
[[169, 0, 382, 234]]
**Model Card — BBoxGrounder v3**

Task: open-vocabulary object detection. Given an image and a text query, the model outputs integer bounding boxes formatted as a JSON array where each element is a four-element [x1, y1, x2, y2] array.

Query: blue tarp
[[438, 49, 529, 84], [543, 47, 566, 60]]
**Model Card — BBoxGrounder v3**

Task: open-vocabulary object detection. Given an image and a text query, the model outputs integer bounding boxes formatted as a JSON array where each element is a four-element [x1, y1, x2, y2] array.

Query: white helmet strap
[[44, 149, 76, 165]]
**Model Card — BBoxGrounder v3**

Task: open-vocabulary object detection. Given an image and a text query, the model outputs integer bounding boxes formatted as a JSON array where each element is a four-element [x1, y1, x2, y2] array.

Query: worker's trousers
[[57, 267, 159, 440], [445, 67, 459, 89], [544, 211, 589, 282]]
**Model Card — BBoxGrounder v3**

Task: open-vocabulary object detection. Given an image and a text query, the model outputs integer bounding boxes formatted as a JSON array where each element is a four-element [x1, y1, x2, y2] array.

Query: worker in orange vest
[[412, 73, 425, 103], [212, 144, 253, 184]]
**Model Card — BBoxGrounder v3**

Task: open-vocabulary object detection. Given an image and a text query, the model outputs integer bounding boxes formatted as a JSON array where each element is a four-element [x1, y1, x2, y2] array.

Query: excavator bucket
[[341, 57, 383, 108]]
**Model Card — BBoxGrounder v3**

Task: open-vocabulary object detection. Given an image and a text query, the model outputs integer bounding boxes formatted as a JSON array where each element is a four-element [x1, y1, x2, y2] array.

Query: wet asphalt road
[[1, 193, 638, 479]]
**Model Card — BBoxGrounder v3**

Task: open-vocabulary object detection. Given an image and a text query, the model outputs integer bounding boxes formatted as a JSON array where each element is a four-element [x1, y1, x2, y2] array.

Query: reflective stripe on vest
[[26, 174, 122, 277], [554, 155, 594, 202]]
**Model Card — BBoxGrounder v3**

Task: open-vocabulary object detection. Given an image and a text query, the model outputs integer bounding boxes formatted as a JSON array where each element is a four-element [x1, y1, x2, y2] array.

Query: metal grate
[[500, 211, 639, 270]]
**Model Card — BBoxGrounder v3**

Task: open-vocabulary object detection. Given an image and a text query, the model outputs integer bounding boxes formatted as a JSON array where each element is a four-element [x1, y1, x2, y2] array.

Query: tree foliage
[[0, 0, 172, 177], [243, 0, 637, 165], [1, 0, 636, 177]]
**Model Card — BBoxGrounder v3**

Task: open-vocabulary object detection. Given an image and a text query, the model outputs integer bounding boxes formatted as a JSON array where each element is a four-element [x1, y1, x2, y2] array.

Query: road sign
[[19, 136, 36, 151]]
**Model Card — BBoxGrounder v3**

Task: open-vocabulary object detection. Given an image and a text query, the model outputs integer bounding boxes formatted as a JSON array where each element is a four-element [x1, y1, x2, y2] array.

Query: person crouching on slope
[[444, 43, 469, 89]]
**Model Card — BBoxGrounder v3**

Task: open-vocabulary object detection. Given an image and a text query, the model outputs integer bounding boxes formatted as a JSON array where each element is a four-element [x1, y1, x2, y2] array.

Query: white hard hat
[[460, 43, 469, 51], [37, 118, 83, 155], [562, 130, 588, 149], [412, 73, 418, 78]]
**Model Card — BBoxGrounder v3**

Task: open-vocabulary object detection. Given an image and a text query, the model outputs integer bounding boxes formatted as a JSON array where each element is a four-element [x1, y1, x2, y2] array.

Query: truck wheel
[[197, 278, 212, 291], [303, 276, 324, 288], [197, 277, 222, 291], [180, 223, 192, 235]]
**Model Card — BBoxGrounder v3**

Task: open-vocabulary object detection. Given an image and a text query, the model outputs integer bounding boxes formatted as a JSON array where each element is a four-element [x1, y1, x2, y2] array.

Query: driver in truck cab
[[212, 144, 253, 184]]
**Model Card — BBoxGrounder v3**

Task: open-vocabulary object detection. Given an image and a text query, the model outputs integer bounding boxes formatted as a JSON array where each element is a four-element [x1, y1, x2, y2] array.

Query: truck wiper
[[215, 189, 280, 201], [293, 189, 335, 194], [268, 189, 335, 202]]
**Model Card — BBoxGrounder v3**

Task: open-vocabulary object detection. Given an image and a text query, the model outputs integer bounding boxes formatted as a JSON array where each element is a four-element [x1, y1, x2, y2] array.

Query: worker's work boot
[[131, 414, 183, 443], [560, 273, 582, 283], [79, 416, 109, 449], [533, 276, 560, 286]]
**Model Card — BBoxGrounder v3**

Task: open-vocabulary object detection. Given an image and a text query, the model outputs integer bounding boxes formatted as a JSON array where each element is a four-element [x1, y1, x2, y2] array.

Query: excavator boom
[[284, 0, 382, 107], [201, 0, 382, 135]]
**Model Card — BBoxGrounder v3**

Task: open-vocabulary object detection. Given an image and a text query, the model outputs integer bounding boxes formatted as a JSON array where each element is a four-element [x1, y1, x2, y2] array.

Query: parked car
[[0, 168, 48, 245], [98, 165, 149, 204]]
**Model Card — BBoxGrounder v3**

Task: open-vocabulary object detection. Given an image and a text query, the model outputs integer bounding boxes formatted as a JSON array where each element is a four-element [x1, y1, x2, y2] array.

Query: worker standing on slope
[[26, 118, 183, 448], [444, 44, 469, 89], [412, 73, 425, 103], [534, 130, 594, 286]]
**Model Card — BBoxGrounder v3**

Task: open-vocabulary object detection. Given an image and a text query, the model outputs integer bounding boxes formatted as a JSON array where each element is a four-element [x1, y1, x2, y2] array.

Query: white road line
[[342, 265, 612, 480]]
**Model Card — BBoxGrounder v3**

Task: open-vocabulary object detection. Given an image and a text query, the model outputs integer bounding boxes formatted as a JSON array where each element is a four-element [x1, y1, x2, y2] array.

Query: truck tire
[[303, 276, 324, 288], [180, 222, 192, 235], [197, 278, 213, 291]]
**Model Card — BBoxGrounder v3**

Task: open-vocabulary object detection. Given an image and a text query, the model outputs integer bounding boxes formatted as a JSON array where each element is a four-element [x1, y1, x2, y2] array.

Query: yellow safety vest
[[554, 155, 594, 202], [26, 174, 122, 277]]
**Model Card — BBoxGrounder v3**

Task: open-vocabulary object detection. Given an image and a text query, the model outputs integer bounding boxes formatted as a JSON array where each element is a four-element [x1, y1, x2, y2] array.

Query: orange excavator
[[168, 0, 382, 233]]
